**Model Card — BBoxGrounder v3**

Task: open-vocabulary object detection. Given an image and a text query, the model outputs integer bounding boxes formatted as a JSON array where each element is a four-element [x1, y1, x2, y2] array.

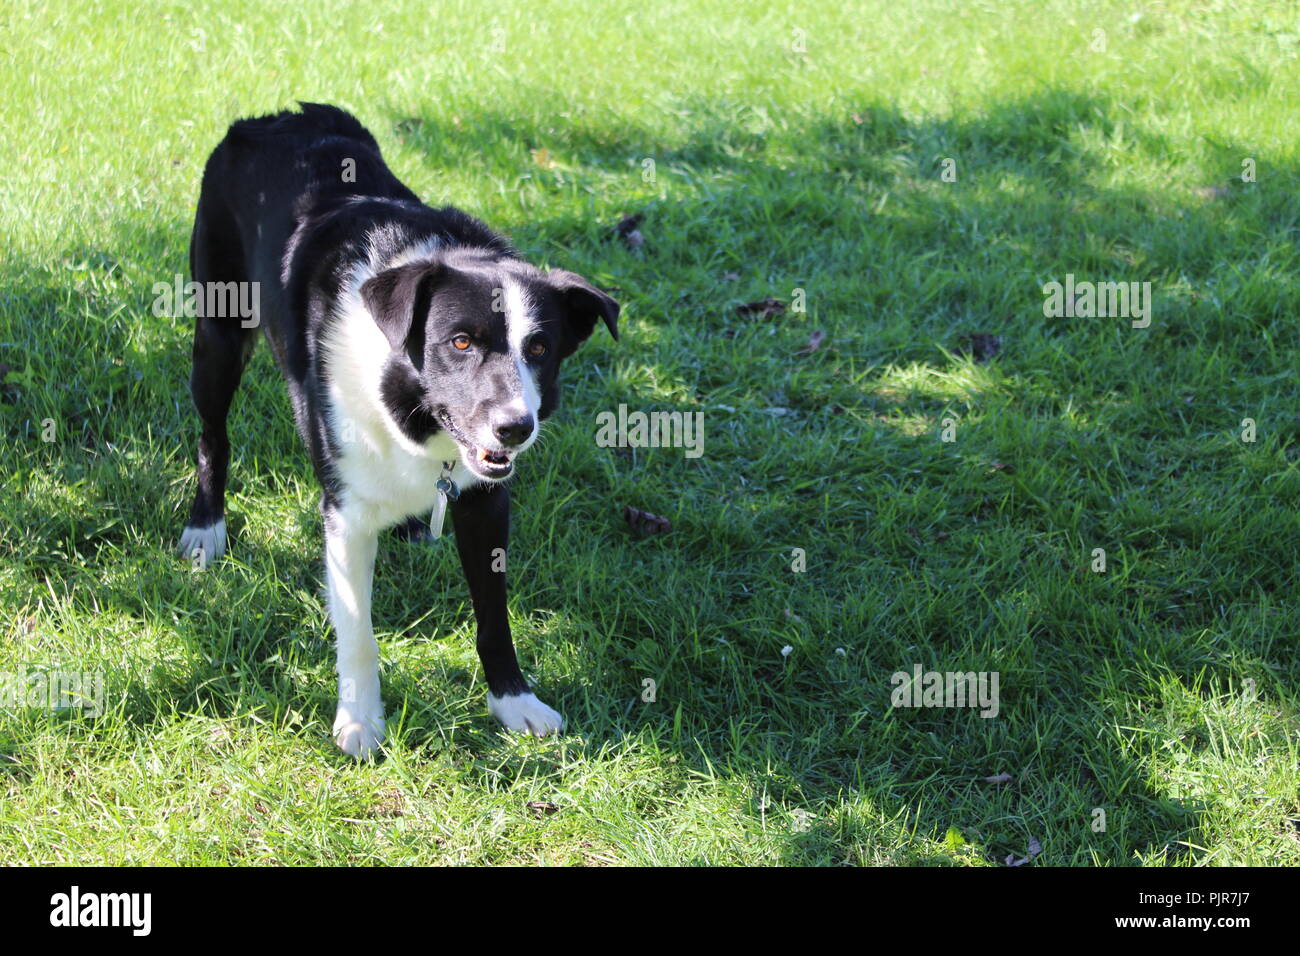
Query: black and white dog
[[177, 103, 618, 758]]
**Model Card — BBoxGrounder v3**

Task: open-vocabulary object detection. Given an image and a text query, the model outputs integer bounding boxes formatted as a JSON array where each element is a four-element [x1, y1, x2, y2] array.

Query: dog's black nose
[[494, 415, 534, 448]]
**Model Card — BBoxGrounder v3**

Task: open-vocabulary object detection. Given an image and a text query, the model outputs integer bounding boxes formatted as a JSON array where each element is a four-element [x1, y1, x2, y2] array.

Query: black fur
[[180, 103, 618, 743]]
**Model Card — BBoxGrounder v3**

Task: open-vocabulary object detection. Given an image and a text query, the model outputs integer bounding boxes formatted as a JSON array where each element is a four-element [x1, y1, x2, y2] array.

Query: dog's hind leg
[[178, 212, 256, 567], [324, 505, 385, 758], [390, 514, 434, 543]]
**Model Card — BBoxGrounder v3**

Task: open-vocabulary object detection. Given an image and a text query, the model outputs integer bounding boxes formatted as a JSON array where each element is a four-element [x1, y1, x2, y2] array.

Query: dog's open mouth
[[472, 445, 514, 478], [436, 409, 517, 479]]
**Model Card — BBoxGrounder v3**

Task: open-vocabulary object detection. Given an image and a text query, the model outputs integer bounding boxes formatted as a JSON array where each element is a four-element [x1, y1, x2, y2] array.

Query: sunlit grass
[[0, 0, 1298, 865]]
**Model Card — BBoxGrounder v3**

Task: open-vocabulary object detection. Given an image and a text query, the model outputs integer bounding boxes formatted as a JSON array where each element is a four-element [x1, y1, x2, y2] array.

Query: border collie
[[177, 103, 618, 758]]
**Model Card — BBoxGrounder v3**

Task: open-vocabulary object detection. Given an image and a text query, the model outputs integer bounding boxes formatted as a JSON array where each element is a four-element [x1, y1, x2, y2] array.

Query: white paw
[[333, 697, 386, 759], [489, 691, 565, 737], [178, 520, 227, 568]]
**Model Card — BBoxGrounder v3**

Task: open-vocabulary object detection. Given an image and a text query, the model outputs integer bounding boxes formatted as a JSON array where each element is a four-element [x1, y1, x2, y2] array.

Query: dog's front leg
[[450, 483, 564, 736], [324, 505, 385, 758]]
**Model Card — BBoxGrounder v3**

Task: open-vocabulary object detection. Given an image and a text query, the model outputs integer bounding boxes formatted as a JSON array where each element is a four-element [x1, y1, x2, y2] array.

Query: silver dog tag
[[429, 466, 459, 539], [429, 491, 447, 540]]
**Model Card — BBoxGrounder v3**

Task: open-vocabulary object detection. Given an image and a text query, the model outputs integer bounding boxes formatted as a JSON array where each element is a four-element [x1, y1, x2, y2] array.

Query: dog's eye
[[451, 334, 472, 351], [527, 338, 547, 358]]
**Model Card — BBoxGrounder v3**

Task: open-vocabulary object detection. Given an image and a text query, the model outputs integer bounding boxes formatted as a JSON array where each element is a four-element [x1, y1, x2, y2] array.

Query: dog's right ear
[[546, 269, 620, 359], [360, 262, 441, 350]]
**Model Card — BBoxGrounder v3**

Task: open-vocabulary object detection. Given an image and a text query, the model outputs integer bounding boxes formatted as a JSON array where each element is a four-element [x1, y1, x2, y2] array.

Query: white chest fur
[[321, 281, 479, 532], [331, 423, 476, 531]]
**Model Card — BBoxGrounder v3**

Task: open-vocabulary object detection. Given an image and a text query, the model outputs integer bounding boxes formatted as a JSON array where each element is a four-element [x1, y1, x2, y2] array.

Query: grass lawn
[[1, 0, 1298, 865]]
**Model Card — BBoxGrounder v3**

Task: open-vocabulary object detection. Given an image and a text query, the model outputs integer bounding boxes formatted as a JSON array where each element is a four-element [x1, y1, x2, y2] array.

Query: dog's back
[[228, 101, 378, 146], [192, 103, 416, 292]]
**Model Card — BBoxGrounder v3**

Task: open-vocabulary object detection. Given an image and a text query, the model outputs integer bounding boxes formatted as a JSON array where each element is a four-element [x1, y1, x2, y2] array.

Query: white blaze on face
[[501, 275, 541, 449]]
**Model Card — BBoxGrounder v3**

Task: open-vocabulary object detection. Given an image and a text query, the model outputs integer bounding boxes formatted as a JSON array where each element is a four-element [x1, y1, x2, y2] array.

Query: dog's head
[[361, 248, 619, 481]]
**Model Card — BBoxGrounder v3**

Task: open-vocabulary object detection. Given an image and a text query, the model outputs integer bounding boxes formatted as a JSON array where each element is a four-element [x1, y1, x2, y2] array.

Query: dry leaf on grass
[[958, 332, 1001, 362], [624, 505, 671, 537], [736, 297, 786, 318], [612, 213, 644, 250], [1005, 836, 1042, 866], [796, 330, 825, 355]]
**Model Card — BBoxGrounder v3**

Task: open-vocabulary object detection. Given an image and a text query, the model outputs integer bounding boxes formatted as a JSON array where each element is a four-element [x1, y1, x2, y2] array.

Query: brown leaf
[[612, 213, 644, 250], [530, 147, 555, 170], [736, 297, 785, 319], [613, 213, 642, 235], [796, 330, 825, 355], [983, 772, 1013, 784], [1194, 184, 1230, 200], [1005, 835, 1042, 866], [527, 800, 560, 816], [624, 505, 672, 537], [959, 333, 1001, 362]]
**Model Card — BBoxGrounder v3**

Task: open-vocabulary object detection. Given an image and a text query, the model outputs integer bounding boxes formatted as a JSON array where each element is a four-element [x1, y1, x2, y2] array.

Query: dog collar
[[435, 460, 460, 501]]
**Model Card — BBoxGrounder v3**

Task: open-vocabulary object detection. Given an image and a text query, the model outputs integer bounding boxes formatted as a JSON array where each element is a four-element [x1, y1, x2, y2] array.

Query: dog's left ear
[[548, 269, 620, 358]]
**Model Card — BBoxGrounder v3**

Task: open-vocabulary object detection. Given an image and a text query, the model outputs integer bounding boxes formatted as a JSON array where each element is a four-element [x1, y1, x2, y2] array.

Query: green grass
[[2, 0, 1299, 865]]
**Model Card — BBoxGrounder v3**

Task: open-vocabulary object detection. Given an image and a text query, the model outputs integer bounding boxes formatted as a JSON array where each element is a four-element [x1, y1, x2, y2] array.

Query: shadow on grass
[[2, 86, 1298, 864]]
